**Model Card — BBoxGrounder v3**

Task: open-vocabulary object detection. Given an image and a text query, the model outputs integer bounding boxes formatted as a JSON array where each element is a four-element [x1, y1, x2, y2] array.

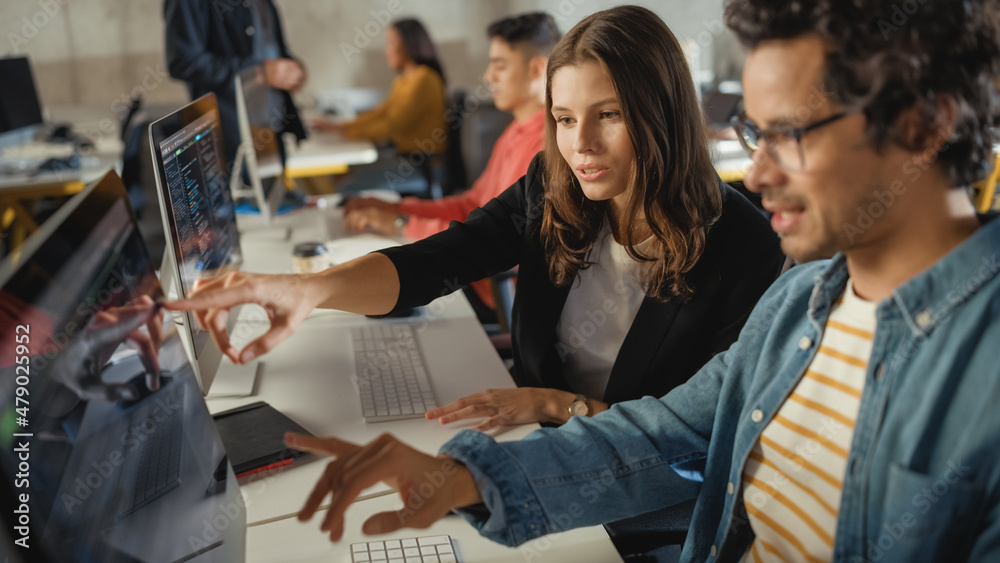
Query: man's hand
[[343, 197, 401, 215], [264, 58, 306, 91], [285, 432, 482, 541], [345, 207, 400, 236]]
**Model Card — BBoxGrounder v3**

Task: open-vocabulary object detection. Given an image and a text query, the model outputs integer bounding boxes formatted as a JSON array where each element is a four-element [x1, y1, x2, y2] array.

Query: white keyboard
[[352, 324, 438, 422], [351, 535, 459, 563]]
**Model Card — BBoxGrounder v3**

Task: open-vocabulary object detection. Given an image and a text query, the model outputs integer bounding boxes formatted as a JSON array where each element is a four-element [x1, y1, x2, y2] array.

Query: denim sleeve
[[440, 348, 732, 547]]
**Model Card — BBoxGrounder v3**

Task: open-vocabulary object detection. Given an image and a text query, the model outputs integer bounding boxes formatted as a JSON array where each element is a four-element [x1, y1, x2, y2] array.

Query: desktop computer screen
[[0, 171, 244, 562], [232, 65, 289, 224], [0, 56, 45, 144], [149, 93, 245, 393], [236, 65, 283, 179]]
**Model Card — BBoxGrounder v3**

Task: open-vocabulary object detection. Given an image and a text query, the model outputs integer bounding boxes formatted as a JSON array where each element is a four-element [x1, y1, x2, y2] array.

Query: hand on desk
[[310, 118, 344, 134], [426, 388, 609, 430], [345, 206, 399, 236], [343, 197, 401, 215], [285, 432, 482, 541]]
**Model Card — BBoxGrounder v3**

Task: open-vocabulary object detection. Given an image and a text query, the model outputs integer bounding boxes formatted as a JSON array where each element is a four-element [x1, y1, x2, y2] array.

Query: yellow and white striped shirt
[[741, 279, 876, 562]]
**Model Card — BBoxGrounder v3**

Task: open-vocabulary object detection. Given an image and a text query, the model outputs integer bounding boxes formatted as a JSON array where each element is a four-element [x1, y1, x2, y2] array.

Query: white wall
[[0, 0, 743, 113]]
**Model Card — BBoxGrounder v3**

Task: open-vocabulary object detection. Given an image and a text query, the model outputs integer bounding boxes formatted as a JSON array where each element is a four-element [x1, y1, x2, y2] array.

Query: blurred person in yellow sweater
[[314, 19, 447, 194]]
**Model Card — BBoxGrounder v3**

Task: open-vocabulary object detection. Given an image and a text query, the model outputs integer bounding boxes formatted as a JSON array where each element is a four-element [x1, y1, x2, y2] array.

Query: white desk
[[208, 214, 538, 526], [1, 136, 122, 252], [286, 131, 378, 172], [247, 494, 624, 563], [218, 206, 622, 561]]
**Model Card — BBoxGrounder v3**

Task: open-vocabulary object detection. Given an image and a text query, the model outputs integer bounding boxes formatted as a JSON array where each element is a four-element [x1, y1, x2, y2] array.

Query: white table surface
[[246, 494, 623, 563]]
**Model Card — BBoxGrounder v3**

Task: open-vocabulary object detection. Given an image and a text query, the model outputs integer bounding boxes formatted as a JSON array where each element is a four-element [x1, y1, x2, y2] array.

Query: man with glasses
[[188, 1, 1000, 560]]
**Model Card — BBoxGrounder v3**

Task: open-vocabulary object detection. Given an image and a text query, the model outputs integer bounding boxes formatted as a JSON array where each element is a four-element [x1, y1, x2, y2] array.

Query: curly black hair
[[724, 0, 1000, 187], [487, 12, 562, 58]]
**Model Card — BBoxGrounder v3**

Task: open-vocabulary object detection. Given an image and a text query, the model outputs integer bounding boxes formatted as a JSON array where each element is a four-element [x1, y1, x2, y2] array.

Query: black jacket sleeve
[[376, 154, 545, 314]]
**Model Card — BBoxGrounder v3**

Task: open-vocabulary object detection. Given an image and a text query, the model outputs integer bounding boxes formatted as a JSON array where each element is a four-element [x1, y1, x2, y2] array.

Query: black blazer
[[380, 155, 784, 404], [163, 0, 307, 164]]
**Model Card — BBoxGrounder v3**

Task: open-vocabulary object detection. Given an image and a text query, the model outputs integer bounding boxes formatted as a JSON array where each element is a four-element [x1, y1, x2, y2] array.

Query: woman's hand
[[425, 388, 606, 430], [165, 271, 327, 365], [285, 432, 482, 542]]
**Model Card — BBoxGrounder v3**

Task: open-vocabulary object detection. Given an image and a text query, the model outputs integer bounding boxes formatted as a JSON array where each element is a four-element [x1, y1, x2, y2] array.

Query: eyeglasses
[[730, 112, 849, 172]]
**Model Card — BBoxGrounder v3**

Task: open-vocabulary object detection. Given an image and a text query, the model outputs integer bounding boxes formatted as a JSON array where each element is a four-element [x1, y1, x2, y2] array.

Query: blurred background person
[[343, 12, 561, 320], [164, 0, 308, 167], [315, 18, 448, 195]]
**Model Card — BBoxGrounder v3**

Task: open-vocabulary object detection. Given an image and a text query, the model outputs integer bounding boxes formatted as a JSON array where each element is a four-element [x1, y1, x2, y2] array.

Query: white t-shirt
[[554, 222, 650, 400]]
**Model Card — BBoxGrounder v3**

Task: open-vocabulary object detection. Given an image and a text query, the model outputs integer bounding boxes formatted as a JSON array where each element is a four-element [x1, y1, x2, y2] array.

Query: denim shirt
[[441, 214, 1000, 562]]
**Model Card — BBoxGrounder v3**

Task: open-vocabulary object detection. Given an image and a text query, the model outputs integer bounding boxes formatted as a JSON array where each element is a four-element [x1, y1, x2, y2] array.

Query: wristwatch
[[394, 214, 409, 236], [567, 394, 590, 417]]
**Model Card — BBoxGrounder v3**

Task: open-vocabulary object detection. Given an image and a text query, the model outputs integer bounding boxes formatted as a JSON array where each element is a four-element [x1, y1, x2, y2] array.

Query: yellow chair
[[973, 153, 1000, 213]]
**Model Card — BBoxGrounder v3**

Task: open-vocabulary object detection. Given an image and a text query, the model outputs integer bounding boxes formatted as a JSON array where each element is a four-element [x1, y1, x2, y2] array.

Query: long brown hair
[[540, 5, 721, 302]]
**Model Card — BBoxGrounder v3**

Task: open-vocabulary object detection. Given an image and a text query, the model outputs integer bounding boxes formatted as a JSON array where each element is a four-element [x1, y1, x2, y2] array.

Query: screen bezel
[[147, 93, 241, 394]]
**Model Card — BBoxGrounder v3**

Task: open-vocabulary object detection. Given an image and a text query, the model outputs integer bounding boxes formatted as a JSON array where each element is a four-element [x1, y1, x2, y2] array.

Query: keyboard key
[[419, 536, 451, 546], [352, 325, 438, 422]]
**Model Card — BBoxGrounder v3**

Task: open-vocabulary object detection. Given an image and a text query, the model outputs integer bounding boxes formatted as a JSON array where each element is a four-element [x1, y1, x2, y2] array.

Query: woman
[[171, 6, 783, 430], [314, 19, 448, 164]]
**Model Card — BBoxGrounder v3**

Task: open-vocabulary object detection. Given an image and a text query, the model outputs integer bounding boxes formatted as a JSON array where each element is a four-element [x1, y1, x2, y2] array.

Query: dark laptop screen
[[0, 172, 244, 562]]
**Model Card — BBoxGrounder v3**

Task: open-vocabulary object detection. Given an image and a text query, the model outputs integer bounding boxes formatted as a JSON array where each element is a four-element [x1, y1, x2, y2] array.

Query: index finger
[[165, 282, 255, 312]]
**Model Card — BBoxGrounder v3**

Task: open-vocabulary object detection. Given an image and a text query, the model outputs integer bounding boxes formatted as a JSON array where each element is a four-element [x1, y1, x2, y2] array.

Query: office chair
[[119, 94, 147, 217], [487, 267, 518, 360], [459, 98, 513, 181], [440, 89, 468, 197], [398, 89, 469, 199], [604, 499, 697, 560]]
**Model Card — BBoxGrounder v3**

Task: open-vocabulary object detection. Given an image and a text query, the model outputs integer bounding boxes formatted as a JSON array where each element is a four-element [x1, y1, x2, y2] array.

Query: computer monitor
[[232, 65, 286, 225], [703, 91, 742, 126], [148, 93, 257, 395], [0, 171, 245, 562], [0, 56, 45, 149]]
